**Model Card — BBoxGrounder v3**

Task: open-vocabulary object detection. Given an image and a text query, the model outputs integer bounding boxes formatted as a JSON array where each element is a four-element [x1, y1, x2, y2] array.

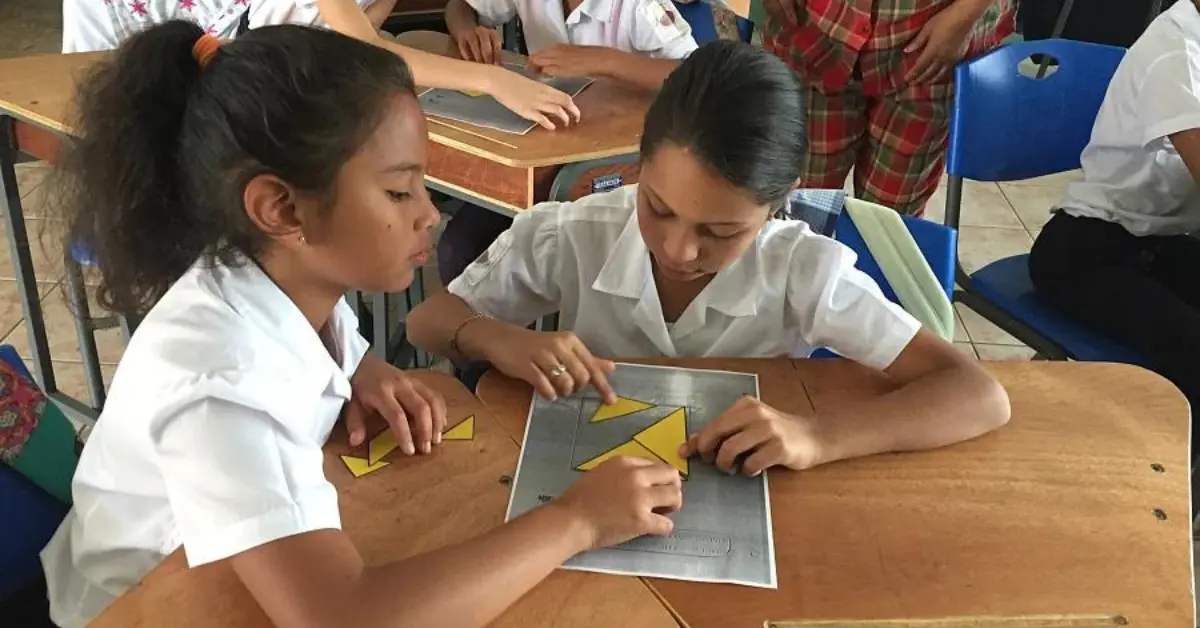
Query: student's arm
[[1170, 129, 1200, 181], [363, 0, 397, 30], [527, 0, 695, 90], [683, 243, 1009, 474], [407, 208, 617, 401], [316, 0, 579, 129], [232, 455, 679, 627], [445, 0, 505, 64], [158, 393, 679, 627]]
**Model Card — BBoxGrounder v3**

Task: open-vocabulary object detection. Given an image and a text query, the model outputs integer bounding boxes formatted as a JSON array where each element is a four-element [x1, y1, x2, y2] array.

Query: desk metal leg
[[64, 258, 105, 410], [0, 117, 54, 392]]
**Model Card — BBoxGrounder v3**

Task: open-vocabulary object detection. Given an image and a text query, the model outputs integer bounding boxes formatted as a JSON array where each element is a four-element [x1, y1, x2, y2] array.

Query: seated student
[[62, 0, 578, 132], [408, 41, 1010, 476], [445, 0, 698, 91], [40, 22, 681, 628], [1028, 1, 1200, 436]]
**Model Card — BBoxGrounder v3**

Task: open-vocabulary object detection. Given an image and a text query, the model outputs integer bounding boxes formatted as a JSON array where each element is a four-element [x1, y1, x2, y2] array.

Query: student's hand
[[486, 68, 582, 131], [346, 353, 448, 455], [527, 45, 609, 79], [680, 396, 825, 475], [554, 456, 682, 549], [452, 25, 503, 65], [904, 0, 989, 84], [483, 326, 618, 403]]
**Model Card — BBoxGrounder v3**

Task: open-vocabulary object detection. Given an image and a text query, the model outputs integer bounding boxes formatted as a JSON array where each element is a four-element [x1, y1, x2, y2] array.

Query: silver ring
[[547, 364, 568, 378]]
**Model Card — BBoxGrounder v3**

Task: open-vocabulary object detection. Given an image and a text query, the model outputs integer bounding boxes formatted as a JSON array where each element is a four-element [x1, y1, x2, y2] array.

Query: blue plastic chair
[[813, 211, 956, 358], [944, 39, 1143, 364]]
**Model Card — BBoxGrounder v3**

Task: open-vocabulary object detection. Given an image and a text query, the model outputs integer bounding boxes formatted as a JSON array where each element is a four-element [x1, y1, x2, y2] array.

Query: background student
[[408, 41, 1010, 478], [40, 22, 681, 628], [445, 0, 698, 91], [757, 0, 1015, 216], [1029, 0, 1200, 455]]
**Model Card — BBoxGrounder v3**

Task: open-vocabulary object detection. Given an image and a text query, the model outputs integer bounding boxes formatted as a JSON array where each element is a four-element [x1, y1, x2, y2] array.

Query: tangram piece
[[590, 397, 655, 423], [368, 430, 398, 465], [459, 89, 485, 97], [575, 439, 659, 471], [342, 455, 389, 478], [444, 415, 475, 440], [632, 408, 688, 477]]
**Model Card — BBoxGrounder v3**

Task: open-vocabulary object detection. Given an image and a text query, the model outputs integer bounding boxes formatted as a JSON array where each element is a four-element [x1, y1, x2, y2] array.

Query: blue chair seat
[[969, 254, 1144, 364]]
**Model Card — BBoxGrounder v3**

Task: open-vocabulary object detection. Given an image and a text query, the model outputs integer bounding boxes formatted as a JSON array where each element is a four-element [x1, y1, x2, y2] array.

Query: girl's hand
[[487, 67, 582, 131], [680, 396, 825, 475], [484, 326, 618, 403], [452, 25, 503, 65], [527, 44, 604, 78], [346, 354, 448, 455], [554, 456, 682, 549]]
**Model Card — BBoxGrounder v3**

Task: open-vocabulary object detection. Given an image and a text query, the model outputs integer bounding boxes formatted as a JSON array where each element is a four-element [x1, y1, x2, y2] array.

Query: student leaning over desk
[[407, 41, 1010, 478], [40, 22, 681, 628], [62, 0, 580, 131], [444, 0, 699, 91]]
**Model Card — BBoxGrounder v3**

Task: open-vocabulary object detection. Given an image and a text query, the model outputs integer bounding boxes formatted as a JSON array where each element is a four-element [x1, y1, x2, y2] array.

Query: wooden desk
[[477, 359, 1195, 627], [396, 30, 652, 213], [90, 371, 680, 628]]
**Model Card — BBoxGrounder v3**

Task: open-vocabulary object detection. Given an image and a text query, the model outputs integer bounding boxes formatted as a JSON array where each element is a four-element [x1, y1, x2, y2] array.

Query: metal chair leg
[[64, 259, 105, 410]]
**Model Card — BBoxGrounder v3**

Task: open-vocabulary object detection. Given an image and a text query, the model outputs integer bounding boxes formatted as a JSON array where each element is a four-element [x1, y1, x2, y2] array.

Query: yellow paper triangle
[[575, 439, 660, 471], [368, 430, 398, 465], [633, 408, 688, 477], [590, 397, 655, 423], [459, 89, 485, 97], [444, 415, 475, 440], [342, 455, 390, 478]]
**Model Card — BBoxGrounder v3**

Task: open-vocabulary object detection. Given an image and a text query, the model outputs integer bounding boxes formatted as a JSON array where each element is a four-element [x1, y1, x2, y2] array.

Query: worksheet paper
[[419, 62, 594, 135], [505, 363, 777, 588]]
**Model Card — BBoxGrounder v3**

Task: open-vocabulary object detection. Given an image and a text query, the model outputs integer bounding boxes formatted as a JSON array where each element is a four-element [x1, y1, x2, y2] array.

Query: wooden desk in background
[[89, 371, 680, 628], [395, 30, 653, 214], [478, 359, 1195, 627]]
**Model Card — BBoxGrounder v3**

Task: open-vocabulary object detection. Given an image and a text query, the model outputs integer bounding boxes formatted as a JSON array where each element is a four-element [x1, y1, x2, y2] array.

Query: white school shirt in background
[[249, 0, 380, 30], [39, 256, 369, 628], [1055, 0, 1200, 237], [62, 0, 251, 53], [465, 0, 698, 58], [447, 185, 922, 369]]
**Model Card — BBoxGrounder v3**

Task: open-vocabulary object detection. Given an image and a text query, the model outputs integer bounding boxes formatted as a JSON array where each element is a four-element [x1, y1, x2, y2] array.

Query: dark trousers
[[437, 204, 512, 287], [1029, 211, 1200, 462]]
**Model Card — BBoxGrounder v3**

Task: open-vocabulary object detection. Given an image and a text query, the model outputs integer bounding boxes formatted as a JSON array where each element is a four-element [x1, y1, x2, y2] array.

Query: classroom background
[[0, 0, 1193, 623]]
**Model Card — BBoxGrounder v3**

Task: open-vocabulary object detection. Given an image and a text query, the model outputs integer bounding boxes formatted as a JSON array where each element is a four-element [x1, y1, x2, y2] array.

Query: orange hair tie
[[192, 34, 221, 69]]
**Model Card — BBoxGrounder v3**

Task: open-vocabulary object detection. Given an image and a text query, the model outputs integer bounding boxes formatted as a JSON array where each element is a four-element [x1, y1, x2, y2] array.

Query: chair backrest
[[674, 1, 719, 44], [947, 39, 1126, 182]]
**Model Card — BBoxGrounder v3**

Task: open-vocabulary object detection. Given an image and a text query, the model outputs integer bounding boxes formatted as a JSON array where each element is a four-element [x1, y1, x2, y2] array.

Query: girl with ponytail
[[42, 22, 681, 628]]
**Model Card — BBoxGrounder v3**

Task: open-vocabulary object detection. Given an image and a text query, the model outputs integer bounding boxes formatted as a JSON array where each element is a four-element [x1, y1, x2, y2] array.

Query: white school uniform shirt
[[465, 0, 698, 58], [40, 256, 368, 628], [447, 185, 921, 368], [248, 0, 380, 30], [1055, 0, 1200, 237], [62, 0, 251, 53]]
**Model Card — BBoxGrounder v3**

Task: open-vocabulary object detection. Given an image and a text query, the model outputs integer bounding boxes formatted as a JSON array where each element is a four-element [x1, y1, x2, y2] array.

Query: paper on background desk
[[419, 63, 594, 135], [506, 363, 777, 588]]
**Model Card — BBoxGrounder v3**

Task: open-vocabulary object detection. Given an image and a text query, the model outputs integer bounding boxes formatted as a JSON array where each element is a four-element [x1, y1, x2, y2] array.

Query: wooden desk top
[[0, 32, 651, 169], [0, 51, 103, 135], [477, 359, 1195, 628], [396, 30, 652, 168], [90, 371, 679, 628]]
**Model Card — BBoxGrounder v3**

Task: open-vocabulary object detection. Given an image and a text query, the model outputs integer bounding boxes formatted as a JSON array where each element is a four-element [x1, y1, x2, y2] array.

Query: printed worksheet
[[419, 63, 593, 135], [506, 363, 776, 588]]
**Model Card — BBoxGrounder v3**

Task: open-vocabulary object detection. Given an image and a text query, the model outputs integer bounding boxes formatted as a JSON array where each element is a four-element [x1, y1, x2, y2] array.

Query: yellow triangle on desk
[[575, 439, 660, 472], [443, 415, 475, 440], [590, 397, 655, 423], [342, 455, 390, 478], [368, 430, 398, 465], [632, 408, 688, 477]]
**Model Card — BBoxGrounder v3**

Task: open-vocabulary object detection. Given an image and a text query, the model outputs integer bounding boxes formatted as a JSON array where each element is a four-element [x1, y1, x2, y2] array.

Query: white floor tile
[[975, 344, 1036, 361], [956, 303, 1026, 346], [957, 226, 1034, 274], [998, 183, 1061, 235], [926, 181, 1023, 229]]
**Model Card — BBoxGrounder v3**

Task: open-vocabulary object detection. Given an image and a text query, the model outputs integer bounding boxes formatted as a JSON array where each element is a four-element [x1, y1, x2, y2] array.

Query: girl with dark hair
[[409, 40, 1010, 477], [40, 21, 680, 628]]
